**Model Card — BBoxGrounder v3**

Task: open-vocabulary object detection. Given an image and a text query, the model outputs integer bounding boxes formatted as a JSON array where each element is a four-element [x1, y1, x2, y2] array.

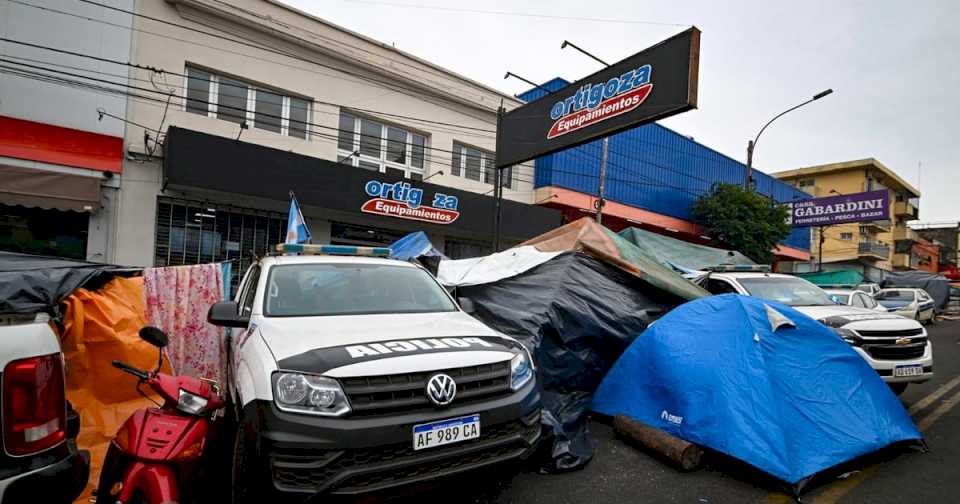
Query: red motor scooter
[[96, 327, 224, 504]]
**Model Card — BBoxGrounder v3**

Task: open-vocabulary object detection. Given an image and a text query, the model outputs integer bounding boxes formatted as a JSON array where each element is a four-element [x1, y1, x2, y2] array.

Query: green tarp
[[795, 270, 865, 287], [618, 227, 755, 272]]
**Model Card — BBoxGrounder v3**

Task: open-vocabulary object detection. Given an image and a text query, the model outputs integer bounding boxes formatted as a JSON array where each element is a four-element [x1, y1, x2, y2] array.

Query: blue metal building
[[520, 78, 811, 258]]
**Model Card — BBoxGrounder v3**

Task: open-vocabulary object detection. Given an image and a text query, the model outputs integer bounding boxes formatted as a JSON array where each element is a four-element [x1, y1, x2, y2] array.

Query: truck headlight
[[510, 352, 534, 391], [274, 373, 350, 417], [832, 327, 859, 344]]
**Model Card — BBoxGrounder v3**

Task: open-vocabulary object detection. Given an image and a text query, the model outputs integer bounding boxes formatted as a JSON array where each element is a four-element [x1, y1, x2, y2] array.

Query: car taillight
[[3, 354, 67, 456]]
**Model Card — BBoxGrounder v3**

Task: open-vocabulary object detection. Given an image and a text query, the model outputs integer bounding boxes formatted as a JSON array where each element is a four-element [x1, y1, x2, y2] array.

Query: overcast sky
[[284, 0, 959, 223]]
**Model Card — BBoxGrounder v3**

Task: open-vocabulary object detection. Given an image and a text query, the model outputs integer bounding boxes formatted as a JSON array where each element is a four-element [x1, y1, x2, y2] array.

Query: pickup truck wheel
[[231, 420, 264, 504], [889, 382, 908, 395]]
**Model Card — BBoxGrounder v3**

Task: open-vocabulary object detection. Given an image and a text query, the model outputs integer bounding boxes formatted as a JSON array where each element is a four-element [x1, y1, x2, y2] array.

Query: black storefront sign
[[163, 127, 560, 241], [496, 27, 700, 168]]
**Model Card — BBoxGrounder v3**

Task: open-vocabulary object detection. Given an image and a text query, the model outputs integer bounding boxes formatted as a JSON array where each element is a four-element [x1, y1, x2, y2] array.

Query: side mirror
[[207, 301, 250, 328], [458, 297, 476, 314], [139, 326, 169, 348]]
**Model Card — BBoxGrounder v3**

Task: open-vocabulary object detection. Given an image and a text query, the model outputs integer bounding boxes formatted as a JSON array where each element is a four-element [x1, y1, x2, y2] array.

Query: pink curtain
[[144, 264, 226, 384]]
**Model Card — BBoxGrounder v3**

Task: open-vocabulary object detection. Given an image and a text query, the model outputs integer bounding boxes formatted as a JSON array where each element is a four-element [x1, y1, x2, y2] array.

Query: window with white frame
[[184, 66, 310, 139], [337, 112, 426, 180], [451, 142, 512, 189]]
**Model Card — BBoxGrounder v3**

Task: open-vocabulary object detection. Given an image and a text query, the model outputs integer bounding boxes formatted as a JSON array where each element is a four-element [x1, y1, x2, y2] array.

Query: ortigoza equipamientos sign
[[496, 27, 700, 168], [361, 179, 460, 225]]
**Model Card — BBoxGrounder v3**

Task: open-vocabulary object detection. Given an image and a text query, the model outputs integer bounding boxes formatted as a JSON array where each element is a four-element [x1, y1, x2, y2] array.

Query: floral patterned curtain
[[144, 263, 226, 384]]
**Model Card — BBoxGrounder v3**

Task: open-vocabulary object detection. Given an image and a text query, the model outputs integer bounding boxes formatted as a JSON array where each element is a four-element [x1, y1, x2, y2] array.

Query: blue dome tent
[[592, 294, 922, 491]]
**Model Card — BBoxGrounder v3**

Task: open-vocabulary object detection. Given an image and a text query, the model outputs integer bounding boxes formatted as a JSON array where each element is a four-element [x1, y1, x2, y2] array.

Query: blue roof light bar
[[275, 243, 392, 257]]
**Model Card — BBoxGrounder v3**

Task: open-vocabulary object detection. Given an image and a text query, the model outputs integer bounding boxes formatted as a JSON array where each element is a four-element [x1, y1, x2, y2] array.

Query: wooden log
[[613, 414, 704, 471]]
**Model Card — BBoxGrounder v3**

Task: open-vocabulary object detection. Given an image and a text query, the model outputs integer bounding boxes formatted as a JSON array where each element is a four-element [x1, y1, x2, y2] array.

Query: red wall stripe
[[0, 116, 123, 173]]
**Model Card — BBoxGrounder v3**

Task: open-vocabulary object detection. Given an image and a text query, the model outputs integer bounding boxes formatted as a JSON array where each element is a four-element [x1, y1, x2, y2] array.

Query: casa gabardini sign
[[361, 179, 460, 225], [495, 27, 700, 168], [787, 190, 890, 227]]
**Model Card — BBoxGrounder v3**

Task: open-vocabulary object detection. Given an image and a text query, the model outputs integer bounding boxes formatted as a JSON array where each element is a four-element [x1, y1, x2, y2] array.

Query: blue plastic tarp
[[389, 232, 446, 261], [592, 294, 921, 485]]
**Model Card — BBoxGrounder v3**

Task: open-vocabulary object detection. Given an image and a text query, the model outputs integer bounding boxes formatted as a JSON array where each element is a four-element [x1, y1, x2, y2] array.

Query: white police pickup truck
[[207, 244, 541, 501]]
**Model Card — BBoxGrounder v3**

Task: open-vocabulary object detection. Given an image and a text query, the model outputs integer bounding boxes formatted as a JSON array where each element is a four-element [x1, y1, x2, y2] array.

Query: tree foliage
[[692, 183, 792, 264]]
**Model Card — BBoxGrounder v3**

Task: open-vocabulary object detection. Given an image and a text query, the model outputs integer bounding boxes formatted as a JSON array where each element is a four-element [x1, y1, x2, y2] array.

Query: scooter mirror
[[139, 326, 169, 348]]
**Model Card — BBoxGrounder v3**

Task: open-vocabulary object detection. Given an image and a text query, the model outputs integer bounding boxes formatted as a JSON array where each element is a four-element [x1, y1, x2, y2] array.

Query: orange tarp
[[61, 276, 171, 502]]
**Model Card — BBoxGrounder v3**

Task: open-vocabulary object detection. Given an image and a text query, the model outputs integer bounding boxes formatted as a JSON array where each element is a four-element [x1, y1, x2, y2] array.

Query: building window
[[840, 232, 853, 241], [451, 142, 512, 189], [798, 178, 815, 188], [337, 112, 426, 179], [183, 66, 310, 140], [154, 197, 286, 296]]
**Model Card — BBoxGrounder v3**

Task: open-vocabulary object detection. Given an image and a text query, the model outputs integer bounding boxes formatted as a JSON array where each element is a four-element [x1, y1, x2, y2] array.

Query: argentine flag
[[285, 193, 311, 244]]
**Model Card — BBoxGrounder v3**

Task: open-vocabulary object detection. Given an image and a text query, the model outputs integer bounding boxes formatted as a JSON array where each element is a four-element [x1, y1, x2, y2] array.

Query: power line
[[7, 0, 506, 125], [67, 0, 501, 105], [0, 59, 487, 159], [4, 61, 715, 202], [2, 55, 720, 199], [0, 31, 496, 136]]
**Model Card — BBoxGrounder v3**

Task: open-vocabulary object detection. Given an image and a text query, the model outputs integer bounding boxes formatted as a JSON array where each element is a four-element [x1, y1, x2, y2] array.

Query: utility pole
[[818, 226, 826, 272], [596, 137, 609, 224], [560, 40, 612, 224], [493, 103, 505, 252]]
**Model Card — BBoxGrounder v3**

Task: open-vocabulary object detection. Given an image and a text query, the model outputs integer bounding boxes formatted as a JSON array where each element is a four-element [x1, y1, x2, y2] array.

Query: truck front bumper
[[852, 342, 934, 384], [244, 379, 541, 497]]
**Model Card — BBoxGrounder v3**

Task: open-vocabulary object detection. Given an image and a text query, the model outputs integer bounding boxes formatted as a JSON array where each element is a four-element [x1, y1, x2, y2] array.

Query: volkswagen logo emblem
[[426, 373, 457, 407]]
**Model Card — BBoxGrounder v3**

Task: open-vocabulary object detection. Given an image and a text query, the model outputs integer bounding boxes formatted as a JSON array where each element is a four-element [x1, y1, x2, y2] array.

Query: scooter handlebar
[[112, 360, 150, 380]]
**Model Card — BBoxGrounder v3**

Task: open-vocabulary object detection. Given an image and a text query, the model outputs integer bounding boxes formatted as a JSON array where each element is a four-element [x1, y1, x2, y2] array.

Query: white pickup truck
[[0, 313, 88, 503], [701, 268, 933, 395], [207, 244, 541, 501]]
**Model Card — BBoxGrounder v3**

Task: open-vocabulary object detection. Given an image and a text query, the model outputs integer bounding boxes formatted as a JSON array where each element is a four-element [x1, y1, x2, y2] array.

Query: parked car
[[702, 267, 933, 395], [207, 244, 541, 501], [876, 288, 936, 323], [0, 313, 89, 503], [825, 289, 887, 312]]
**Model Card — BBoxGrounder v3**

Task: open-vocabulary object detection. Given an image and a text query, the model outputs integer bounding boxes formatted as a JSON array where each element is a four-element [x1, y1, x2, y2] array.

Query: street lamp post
[[746, 89, 833, 190]]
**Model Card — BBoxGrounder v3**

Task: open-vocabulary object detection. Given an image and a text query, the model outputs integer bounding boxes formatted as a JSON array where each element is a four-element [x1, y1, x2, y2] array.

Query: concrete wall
[[115, 0, 532, 266], [0, 0, 133, 136]]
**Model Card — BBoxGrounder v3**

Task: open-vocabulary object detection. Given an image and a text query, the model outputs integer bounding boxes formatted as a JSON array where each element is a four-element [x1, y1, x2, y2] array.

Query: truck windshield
[[737, 277, 836, 306], [264, 263, 458, 317], [876, 290, 913, 301]]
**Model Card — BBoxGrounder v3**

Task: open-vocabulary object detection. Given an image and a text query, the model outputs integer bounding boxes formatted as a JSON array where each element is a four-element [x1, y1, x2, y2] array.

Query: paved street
[[344, 320, 960, 504]]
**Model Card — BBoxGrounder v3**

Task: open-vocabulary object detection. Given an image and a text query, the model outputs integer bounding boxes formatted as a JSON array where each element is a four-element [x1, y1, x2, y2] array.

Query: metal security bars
[[154, 197, 286, 296]]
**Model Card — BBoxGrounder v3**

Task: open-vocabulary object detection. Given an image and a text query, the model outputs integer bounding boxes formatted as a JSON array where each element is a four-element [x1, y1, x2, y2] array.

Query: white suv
[[702, 269, 933, 395], [207, 244, 541, 501]]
